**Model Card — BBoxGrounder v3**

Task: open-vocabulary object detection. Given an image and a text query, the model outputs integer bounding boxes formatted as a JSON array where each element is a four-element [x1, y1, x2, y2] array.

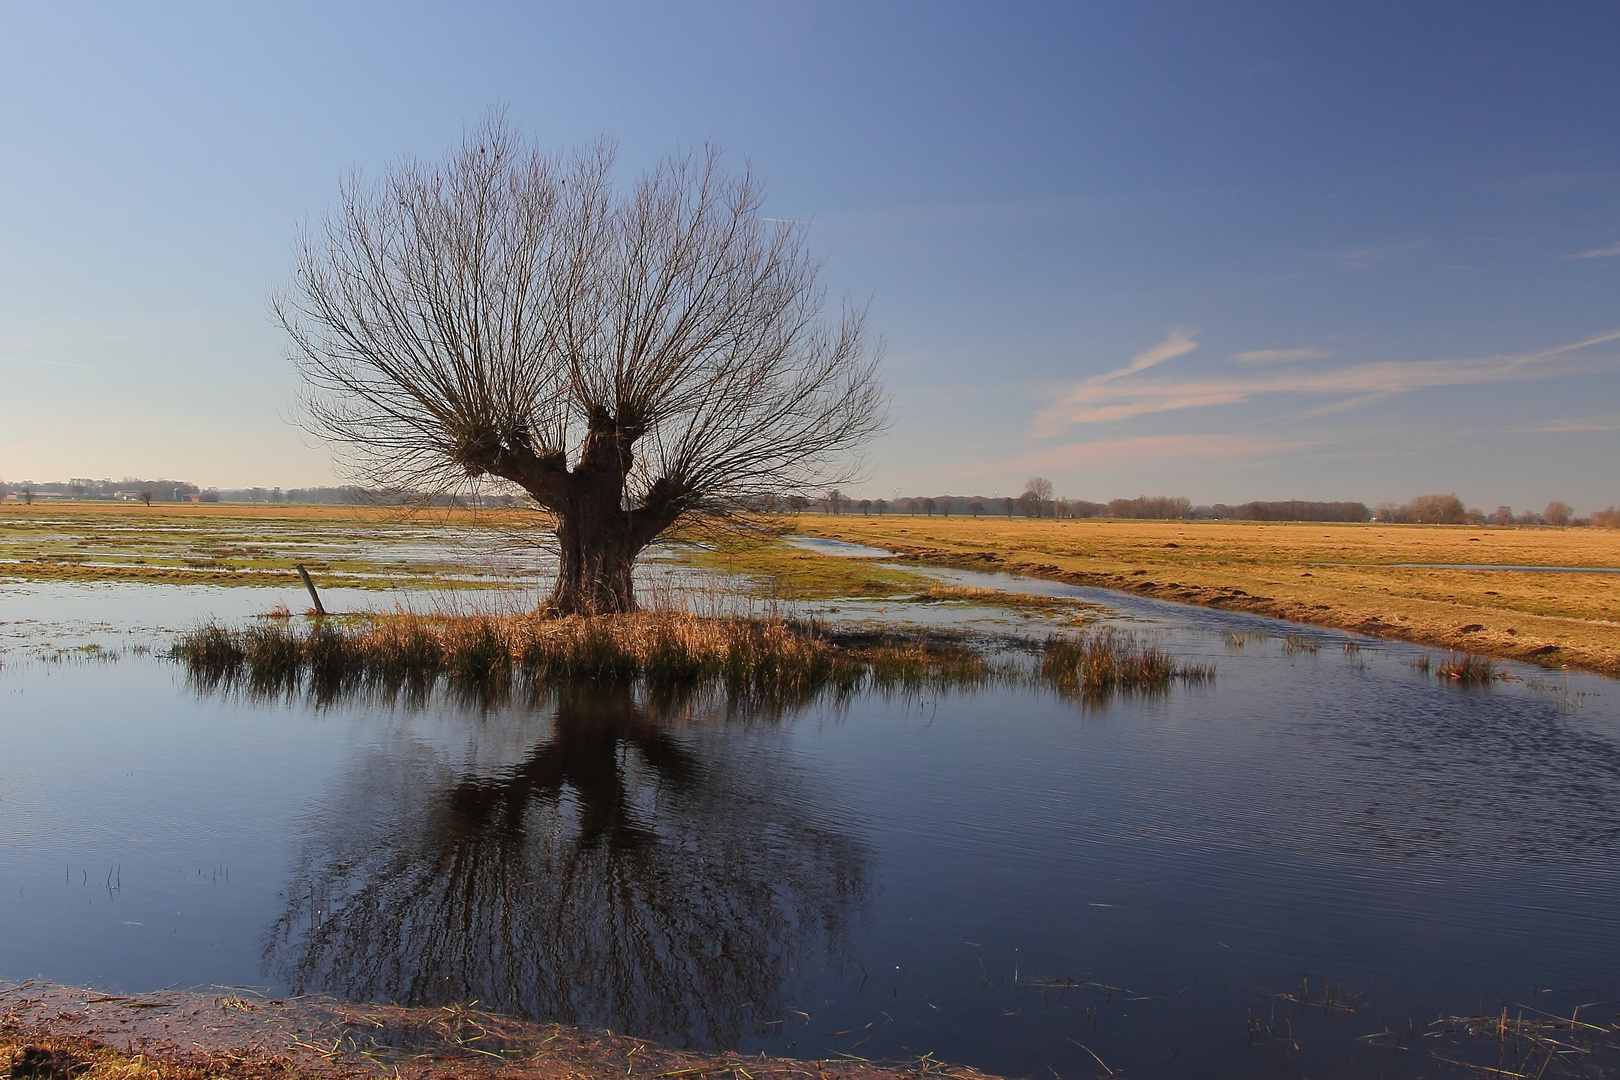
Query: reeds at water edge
[[1433, 652, 1503, 684], [1040, 628, 1215, 701], [172, 611, 1213, 709], [1411, 651, 1503, 684]]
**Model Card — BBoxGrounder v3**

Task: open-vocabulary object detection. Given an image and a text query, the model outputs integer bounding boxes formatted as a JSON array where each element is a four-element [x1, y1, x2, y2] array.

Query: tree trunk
[[550, 500, 639, 615]]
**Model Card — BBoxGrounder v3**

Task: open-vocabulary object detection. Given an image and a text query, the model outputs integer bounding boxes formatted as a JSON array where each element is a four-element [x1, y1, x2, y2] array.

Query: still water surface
[[2, 575, 1618, 1078]]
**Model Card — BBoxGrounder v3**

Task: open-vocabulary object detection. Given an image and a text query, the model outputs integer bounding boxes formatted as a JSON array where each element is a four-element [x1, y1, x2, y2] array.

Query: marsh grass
[[1409, 650, 1502, 684], [1282, 633, 1320, 656], [1040, 628, 1215, 703], [1223, 629, 1272, 651], [1434, 652, 1503, 684], [174, 612, 1208, 710]]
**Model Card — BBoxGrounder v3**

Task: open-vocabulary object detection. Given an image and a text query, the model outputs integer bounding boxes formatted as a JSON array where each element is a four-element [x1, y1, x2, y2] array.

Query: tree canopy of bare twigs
[[277, 114, 886, 613]]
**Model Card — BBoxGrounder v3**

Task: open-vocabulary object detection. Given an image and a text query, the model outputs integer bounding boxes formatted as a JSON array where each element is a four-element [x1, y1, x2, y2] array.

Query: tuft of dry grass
[[173, 611, 1213, 710], [175, 611, 1008, 710], [1039, 628, 1215, 702], [1433, 652, 1502, 684]]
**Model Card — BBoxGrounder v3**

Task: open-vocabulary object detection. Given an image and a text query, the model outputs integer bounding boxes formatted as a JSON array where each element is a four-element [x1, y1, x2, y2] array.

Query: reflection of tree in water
[[264, 685, 867, 1049]]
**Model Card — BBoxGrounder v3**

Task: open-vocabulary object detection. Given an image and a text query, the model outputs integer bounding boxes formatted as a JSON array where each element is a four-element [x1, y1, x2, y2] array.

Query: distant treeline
[[6, 477, 1614, 527], [0, 479, 522, 509], [0, 477, 199, 503], [819, 493, 1364, 522], [820, 488, 1613, 526], [1210, 500, 1370, 522]]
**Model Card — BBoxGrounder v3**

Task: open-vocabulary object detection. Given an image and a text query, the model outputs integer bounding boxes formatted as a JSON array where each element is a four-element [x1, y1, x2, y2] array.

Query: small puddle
[[784, 535, 897, 559]]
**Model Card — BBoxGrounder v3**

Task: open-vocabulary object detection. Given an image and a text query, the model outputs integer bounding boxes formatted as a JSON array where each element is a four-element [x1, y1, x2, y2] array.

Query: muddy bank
[[1, 982, 999, 1080]]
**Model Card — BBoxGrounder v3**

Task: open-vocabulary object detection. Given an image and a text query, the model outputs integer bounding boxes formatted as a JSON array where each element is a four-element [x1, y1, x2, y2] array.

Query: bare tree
[[278, 116, 885, 614], [875, 498, 888, 515], [859, 498, 871, 515], [968, 500, 983, 517], [1545, 501, 1573, 527], [1023, 476, 1054, 518]]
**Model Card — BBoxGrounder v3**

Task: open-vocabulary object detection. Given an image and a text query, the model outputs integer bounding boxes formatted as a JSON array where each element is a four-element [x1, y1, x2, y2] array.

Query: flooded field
[[3, 552, 1618, 1079]]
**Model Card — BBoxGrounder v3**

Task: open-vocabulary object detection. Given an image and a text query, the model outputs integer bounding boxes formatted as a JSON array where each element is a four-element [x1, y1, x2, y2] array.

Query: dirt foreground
[[792, 516, 1620, 676], [1, 982, 997, 1080]]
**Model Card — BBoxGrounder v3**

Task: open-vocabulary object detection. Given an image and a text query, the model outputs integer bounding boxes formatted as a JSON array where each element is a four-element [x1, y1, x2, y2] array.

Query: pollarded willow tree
[[276, 116, 885, 615]]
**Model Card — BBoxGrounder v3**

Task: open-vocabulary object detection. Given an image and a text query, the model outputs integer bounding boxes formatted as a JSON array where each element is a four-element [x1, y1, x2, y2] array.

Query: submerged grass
[[1410, 651, 1503, 684], [1282, 632, 1320, 656], [1434, 652, 1503, 684], [1040, 628, 1215, 702], [172, 611, 1209, 710]]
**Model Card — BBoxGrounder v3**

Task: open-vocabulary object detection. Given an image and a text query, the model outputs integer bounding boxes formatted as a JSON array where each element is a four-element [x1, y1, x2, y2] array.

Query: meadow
[[0, 502, 542, 589], [789, 513, 1620, 675], [6, 501, 1619, 675]]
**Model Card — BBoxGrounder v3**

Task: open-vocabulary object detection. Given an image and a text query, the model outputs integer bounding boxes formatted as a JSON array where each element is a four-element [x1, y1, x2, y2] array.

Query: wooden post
[[296, 563, 327, 617]]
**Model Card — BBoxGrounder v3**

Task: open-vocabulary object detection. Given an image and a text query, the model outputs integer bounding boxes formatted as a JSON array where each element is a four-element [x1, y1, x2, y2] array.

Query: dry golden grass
[[2, 981, 1002, 1080], [792, 515, 1620, 675], [174, 610, 1200, 707]]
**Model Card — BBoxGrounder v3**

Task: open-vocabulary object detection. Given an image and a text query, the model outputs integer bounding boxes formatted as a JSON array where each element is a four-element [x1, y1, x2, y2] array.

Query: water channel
[[2, 563, 1617, 1078]]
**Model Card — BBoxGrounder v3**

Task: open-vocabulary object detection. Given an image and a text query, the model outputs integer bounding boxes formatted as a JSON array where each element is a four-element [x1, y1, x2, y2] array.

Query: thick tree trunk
[[550, 501, 639, 615], [478, 409, 685, 616]]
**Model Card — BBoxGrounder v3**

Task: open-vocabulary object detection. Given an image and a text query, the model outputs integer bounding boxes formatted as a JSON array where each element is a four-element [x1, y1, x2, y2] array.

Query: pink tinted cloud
[[1034, 330, 1620, 434]]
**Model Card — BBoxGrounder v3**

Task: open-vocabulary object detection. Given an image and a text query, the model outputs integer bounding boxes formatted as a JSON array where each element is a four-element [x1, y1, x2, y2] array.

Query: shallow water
[[2, 574, 1618, 1079]]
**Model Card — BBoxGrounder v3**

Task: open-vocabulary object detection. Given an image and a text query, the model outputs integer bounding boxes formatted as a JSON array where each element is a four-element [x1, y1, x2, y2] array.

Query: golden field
[[6, 501, 1620, 676], [791, 514, 1620, 676]]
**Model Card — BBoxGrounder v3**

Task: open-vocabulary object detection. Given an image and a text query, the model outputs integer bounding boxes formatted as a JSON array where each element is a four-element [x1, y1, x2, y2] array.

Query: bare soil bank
[[2, 982, 996, 1080], [791, 516, 1620, 676]]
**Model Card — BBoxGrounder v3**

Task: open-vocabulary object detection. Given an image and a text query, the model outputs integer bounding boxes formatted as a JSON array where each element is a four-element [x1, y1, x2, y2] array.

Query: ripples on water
[[2, 577, 1618, 1079]]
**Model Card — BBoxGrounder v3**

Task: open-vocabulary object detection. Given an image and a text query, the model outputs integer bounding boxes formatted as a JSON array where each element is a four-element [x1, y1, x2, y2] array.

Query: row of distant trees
[[1370, 495, 1586, 527], [0, 480, 526, 509], [809, 480, 1620, 527], [0, 478, 199, 505], [7, 476, 1618, 528]]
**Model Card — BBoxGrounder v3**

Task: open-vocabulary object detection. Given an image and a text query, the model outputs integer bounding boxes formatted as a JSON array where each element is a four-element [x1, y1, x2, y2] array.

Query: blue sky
[[2, 2, 1617, 510]]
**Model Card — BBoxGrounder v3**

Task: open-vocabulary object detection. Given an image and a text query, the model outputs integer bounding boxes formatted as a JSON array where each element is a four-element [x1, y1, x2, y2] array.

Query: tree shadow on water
[[261, 683, 869, 1050]]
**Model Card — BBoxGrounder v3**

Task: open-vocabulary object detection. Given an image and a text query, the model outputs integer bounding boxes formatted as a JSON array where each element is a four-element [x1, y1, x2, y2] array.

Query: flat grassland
[[7, 502, 1620, 675], [0, 501, 539, 589], [791, 514, 1620, 676]]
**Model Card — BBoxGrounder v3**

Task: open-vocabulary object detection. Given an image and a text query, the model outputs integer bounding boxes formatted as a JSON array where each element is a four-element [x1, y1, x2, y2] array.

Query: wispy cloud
[[1512, 418, 1620, 434], [968, 434, 1312, 475], [1034, 330, 1620, 434], [1095, 328, 1200, 382], [1228, 347, 1332, 365], [1566, 241, 1620, 260]]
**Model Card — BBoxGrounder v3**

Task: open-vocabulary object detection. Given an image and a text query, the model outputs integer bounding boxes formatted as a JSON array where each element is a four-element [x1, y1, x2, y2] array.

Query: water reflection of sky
[[2, 573, 1618, 1079]]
